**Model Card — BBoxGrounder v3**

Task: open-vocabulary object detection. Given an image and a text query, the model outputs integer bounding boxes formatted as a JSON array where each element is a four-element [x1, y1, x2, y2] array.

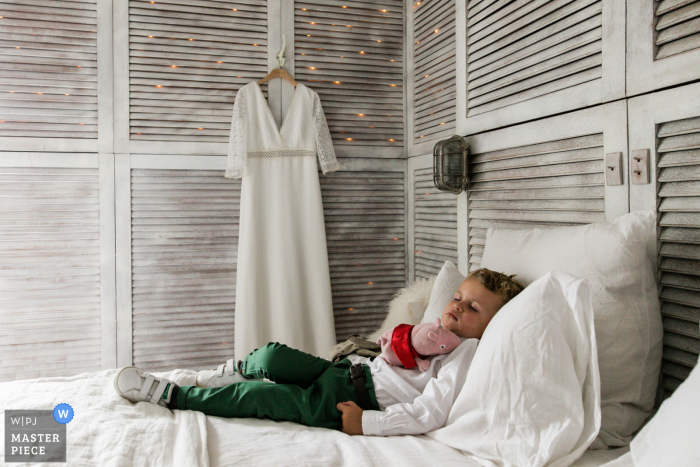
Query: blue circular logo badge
[[53, 403, 74, 424]]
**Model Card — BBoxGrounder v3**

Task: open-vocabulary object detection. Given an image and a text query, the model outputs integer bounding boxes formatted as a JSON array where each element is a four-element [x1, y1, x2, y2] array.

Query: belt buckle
[[350, 363, 364, 380]]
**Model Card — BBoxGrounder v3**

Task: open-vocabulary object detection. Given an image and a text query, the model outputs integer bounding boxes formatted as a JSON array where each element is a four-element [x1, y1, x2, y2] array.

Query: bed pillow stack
[[478, 210, 663, 448], [428, 271, 601, 467]]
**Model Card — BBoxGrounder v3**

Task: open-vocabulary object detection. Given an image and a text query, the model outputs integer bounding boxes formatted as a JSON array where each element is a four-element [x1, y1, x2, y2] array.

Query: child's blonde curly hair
[[467, 268, 524, 306]]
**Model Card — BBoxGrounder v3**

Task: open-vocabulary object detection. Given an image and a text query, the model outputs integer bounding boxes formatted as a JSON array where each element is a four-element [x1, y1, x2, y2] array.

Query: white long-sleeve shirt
[[360, 338, 479, 437]]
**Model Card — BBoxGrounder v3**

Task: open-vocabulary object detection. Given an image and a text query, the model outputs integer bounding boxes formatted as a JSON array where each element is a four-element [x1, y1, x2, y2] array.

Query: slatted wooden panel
[[656, 115, 700, 395], [128, 0, 267, 142], [294, 1, 404, 147], [0, 1, 98, 138], [0, 167, 102, 382], [321, 170, 406, 340], [130, 169, 239, 371], [413, 0, 457, 144], [466, 0, 603, 117], [414, 167, 458, 279], [467, 133, 606, 270], [655, 0, 700, 59]]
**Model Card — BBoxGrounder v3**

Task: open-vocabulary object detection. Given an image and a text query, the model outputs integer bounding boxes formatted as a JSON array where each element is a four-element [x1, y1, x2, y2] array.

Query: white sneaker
[[114, 366, 175, 410], [196, 358, 252, 388]]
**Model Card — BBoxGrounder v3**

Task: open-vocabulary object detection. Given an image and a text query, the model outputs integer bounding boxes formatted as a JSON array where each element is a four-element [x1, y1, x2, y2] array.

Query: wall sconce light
[[433, 135, 469, 194]]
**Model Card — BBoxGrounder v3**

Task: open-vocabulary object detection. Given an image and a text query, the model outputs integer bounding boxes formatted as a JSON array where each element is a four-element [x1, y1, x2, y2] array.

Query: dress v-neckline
[[253, 81, 301, 143]]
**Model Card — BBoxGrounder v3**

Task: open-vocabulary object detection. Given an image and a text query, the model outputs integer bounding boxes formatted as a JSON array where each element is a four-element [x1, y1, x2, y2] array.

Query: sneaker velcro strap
[[226, 358, 235, 376], [138, 374, 156, 400], [216, 363, 225, 377], [149, 378, 169, 404]]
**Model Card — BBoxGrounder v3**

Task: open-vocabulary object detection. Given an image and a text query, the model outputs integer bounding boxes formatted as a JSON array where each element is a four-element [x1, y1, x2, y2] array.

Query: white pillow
[[629, 353, 700, 467], [367, 276, 435, 342], [428, 271, 601, 467], [480, 211, 663, 448], [421, 260, 465, 324]]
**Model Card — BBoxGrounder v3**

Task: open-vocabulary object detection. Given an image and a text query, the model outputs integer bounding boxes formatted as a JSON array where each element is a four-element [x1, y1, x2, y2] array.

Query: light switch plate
[[631, 149, 650, 185], [605, 152, 623, 186]]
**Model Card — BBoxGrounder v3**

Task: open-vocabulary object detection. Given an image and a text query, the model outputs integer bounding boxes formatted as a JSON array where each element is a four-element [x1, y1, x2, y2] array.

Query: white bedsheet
[[207, 414, 630, 467], [0, 369, 630, 467], [0, 369, 208, 467]]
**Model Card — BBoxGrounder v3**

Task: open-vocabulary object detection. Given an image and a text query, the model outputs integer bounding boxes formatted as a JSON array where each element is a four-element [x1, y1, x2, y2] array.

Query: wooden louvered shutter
[[411, 162, 458, 279], [629, 83, 700, 397], [0, 166, 103, 381], [656, 117, 700, 395], [467, 133, 606, 269], [628, 0, 700, 95], [0, 1, 98, 141], [128, 0, 267, 143], [412, 0, 457, 146], [655, 0, 700, 59], [464, 103, 627, 271], [464, 0, 624, 135], [294, 1, 404, 150], [129, 169, 239, 371], [322, 165, 406, 341]]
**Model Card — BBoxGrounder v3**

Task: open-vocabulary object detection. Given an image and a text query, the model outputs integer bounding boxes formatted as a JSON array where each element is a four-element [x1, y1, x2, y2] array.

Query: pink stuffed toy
[[377, 317, 461, 371]]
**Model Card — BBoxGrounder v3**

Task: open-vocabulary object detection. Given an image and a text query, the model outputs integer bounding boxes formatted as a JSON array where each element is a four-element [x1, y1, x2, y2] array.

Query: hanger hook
[[277, 34, 287, 68]]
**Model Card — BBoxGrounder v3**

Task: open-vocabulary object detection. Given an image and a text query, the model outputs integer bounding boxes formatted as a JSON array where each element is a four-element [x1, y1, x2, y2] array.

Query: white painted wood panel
[[0, 164, 104, 382], [127, 0, 268, 143], [412, 160, 458, 279], [321, 161, 406, 340], [628, 0, 700, 96], [629, 82, 700, 396], [294, 0, 404, 149], [461, 0, 625, 136], [129, 168, 239, 371], [413, 0, 457, 146], [0, 0, 105, 152], [464, 102, 628, 271]]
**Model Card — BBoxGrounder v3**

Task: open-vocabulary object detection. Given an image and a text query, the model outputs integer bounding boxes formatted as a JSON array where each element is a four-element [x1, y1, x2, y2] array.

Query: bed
[[0, 368, 631, 467], [0, 211, 688, 466]]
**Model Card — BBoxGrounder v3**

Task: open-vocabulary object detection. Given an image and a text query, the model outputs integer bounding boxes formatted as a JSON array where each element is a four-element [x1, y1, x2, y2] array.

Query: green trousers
[[176, 342, 379, 430]]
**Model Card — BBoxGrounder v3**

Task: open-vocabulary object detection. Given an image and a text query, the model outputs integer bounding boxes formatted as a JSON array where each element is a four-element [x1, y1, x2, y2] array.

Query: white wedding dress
[[225, 81, 339, 358]]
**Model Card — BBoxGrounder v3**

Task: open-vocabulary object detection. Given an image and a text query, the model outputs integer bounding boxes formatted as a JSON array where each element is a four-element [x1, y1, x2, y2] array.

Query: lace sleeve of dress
[[312, 92, 340, 175], [225, 89, 247, 179]]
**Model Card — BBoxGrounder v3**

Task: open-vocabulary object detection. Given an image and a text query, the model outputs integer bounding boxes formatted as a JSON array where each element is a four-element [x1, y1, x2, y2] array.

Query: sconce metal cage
[[433, 135, 469, 194]]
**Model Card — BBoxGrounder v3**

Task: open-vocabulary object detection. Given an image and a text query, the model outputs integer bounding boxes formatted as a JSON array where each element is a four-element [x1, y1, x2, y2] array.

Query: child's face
[[441, 276, 504, 339]]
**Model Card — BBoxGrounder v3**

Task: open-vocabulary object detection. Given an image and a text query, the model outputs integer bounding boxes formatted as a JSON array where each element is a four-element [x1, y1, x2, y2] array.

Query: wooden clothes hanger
[[257, 34, 298, 86]]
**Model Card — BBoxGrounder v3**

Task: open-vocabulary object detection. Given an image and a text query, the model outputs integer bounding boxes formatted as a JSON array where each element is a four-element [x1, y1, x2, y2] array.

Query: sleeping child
[[114, 268, 523, 436]]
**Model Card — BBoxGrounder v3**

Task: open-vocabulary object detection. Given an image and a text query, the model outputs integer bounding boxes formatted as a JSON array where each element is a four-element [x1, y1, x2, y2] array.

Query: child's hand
[[336, 401, 363, 435]]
